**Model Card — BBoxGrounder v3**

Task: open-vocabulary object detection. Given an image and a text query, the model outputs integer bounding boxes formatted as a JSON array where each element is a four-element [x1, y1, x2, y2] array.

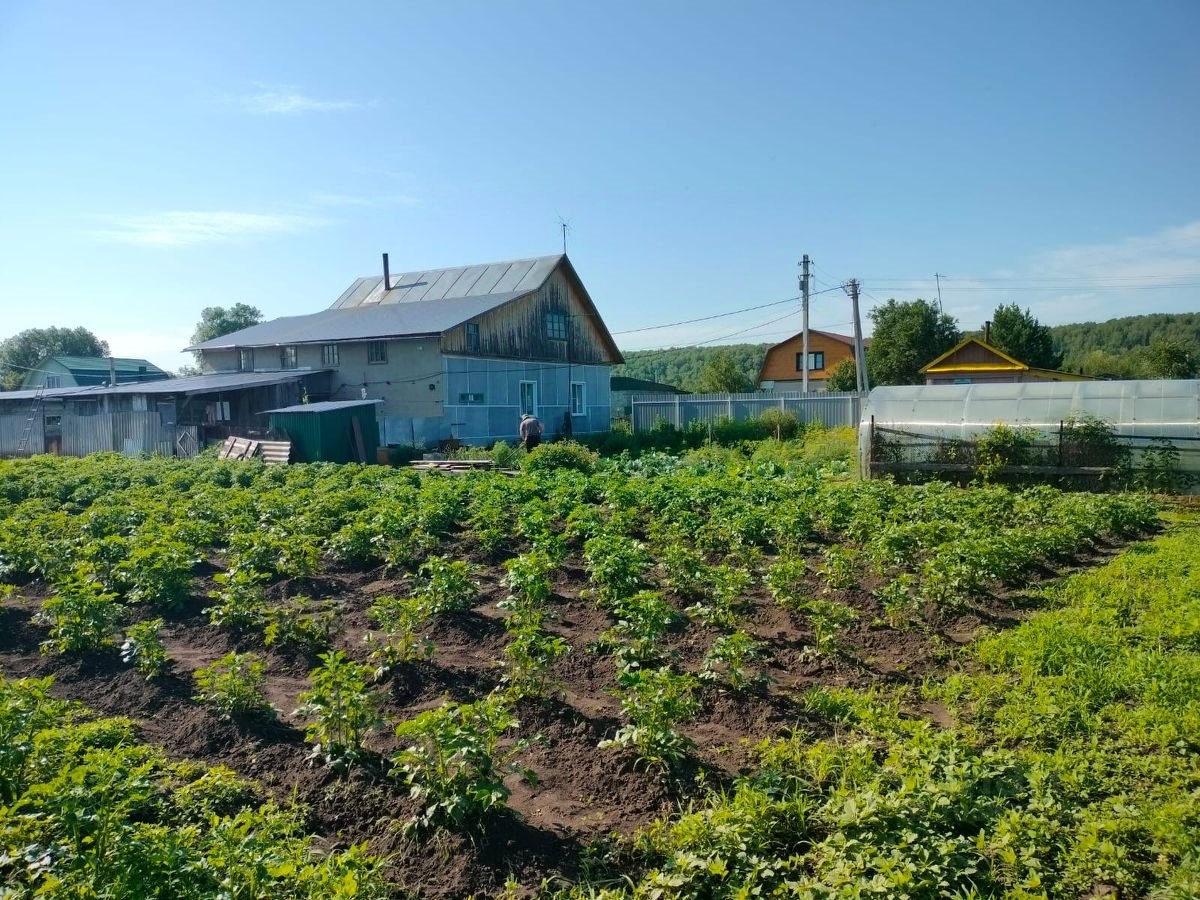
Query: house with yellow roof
[[921, 335, 1091, 385]]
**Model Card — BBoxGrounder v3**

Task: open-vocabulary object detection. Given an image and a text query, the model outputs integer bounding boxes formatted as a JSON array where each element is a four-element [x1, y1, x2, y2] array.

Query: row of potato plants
[[544, 513, 1200, 899]]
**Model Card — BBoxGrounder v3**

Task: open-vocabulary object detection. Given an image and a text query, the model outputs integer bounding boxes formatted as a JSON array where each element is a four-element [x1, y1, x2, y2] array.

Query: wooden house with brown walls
[[758, 329, 866, 392]]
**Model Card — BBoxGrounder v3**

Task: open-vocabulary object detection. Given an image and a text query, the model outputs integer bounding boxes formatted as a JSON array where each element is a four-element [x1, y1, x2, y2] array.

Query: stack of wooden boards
[[217, 436, 292, 465]]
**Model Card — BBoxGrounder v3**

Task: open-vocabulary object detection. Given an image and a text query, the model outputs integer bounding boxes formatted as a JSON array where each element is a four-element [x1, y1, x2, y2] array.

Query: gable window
[[465, 322, 480, 353], [795, 351, 825, 372], [45, 375, 61, 389], [367, 342, 388, 364], [545, 312, 568, 341], [321, 344, 340, 367], [239, 349, 253, 372], [570, 381, 586, 416], [280, 346, 298, 370]]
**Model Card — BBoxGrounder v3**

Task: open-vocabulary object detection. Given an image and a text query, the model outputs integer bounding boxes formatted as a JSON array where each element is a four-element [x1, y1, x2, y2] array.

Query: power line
[[610, 285, 844, 336]]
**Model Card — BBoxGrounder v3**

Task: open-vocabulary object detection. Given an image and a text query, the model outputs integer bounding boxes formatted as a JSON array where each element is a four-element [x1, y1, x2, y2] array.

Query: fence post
[[1057, 420, 1064, 468], [866, 415, 875, 479], [727, 395, 733, 419], [674, 394, 681, 429]]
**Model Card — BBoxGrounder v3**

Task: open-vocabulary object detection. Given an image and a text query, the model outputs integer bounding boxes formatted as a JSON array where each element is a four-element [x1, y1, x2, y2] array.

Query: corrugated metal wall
[[60, 410, 172, 457], [0, 410, 44, 456], [632, 391, 863, 433]]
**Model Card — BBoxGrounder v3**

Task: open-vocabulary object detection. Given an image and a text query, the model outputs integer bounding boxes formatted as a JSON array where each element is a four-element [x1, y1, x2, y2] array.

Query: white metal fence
[[631, 391, 864, 433]]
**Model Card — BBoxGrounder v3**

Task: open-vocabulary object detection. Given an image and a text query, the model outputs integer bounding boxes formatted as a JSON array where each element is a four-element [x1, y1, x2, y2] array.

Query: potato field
[[0, 440, 1196, 898]]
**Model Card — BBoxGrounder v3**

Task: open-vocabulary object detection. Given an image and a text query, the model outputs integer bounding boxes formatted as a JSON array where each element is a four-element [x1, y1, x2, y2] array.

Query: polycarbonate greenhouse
[[859, 379, 1200, 487]]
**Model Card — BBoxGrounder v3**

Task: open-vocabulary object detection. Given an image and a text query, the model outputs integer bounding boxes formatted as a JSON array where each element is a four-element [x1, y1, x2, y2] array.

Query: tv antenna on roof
[[556, 215, 572, 254]]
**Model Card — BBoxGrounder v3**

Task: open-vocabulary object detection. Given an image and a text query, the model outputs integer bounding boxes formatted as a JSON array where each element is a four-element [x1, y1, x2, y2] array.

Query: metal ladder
[[15, 385, 45, 457]]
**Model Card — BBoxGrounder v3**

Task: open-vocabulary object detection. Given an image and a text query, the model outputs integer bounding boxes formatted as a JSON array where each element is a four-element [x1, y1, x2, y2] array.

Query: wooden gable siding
[[759, 332, 858, 382], [440, 265, 616, 364], [933, 341, 1021, 370]]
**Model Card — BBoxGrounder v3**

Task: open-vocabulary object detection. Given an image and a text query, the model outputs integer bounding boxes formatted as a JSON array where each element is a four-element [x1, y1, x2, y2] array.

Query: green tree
[[695, 349, 755, 393], [865, 299, 960, 386], [989, 303, 1063, 369], [1141, 338, 1198, 379], [0, 327, 109, 390], [191, 304, 264, 346], [824, 358, 859, 392]]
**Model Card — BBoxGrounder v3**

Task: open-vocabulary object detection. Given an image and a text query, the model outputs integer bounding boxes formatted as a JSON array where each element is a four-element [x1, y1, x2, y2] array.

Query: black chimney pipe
[[984, 320, 992, 343], [382, 253, 391, 291]]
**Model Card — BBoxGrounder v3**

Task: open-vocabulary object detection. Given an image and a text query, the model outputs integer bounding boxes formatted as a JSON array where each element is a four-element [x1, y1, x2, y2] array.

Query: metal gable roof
[[329, 254, 562, 308], [187, 292, 528, 351]]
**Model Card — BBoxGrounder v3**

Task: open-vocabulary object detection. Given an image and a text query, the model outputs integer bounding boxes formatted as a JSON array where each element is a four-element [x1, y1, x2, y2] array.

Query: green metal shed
[[264, 399, 381, 463]]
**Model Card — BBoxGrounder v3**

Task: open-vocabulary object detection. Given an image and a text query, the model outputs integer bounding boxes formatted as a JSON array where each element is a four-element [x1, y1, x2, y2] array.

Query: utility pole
[[800, 255, 811, 393], [847, 278, 870, 393], [934, 272, 945, 312]]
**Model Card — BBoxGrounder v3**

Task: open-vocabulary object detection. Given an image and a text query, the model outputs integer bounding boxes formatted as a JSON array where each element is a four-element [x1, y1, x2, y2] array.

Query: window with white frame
[[45, 375, 61, 388], [570, 381, 586, 416], [321, 344, 340, 367], [239, 349, 253, 372], [367, 341, 388, 364], [458, 392, 485, 404], [280, 346, 298, 369], [465, 322, 480, 353], [545, 312, 568, 341]]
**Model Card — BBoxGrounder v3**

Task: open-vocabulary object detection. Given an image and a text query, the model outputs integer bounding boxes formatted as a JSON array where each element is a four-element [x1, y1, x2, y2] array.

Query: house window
[[545, 312, 568, 341], [570, 381, 586, 416], [239, 349, 253, 372], [321, 344, 340, 367], [280, 346, 298, 369], [458, 392, 485, 404], [367, 342, 388, 364], [795, 351, 825, 372], [465, 322, 480, 353], [44, 375, 61, 388], [519, 380, 537, 416]]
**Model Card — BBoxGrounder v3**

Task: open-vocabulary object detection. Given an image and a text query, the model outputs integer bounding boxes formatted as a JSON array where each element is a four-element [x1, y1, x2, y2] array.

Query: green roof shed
[[264, 399, 381, 463]]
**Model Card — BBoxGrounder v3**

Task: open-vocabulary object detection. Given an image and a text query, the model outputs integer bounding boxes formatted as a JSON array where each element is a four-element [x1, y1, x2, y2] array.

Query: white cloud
[[235, 86, 373, 115], [90, 211, 326, 247], [1032, 220, 1200, 279]]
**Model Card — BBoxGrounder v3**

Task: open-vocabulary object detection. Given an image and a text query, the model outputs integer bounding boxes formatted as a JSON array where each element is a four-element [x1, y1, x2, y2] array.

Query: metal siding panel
[[472, 264, 511, 295], [443, 265, 489, 298]]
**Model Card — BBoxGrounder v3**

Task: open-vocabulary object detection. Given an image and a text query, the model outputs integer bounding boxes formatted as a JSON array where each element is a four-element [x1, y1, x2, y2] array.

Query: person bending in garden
[[519, 412, 543, 451]]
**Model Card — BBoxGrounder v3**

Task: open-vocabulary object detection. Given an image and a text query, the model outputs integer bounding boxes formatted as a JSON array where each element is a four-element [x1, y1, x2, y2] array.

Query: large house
[[188, 254, 623, 446], [758, 329, 866, 392], [921, 336, 1090, 385], [22, 355, 169, 389]]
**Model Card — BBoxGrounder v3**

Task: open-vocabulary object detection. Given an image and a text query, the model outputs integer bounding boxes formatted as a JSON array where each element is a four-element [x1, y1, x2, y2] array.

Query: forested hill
[[612, 344, 769, 391], [1051, 313, 1200, 371]]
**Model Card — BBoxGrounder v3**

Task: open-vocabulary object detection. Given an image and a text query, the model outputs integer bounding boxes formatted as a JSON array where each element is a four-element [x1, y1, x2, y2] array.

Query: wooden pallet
[[218, 436, 259, 461]]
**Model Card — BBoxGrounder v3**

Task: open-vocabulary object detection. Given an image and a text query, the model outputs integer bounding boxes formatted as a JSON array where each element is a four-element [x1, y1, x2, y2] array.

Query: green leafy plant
[[975, 422, 1039, 482], [701, 630, 767, 691], [294, 651, 382, 770], [501, 611, 571, 700], [113, 535, 197, 609], [391, 696, 531, 833], [605, 590, 679, 668], [765, 555, 809, 611], [523, 440, 600, 474], [204, 565, 268, 632], [365, 594, 435, 677], [804, 599, 858, 656], [38, 571, 122, 654], [600, 666, 700, 771], [684, 564, 749, 629], [817, 545, 858, 593], [584, 532, 650, 606], [120, 618, 167, 678], [418, 556, 478, 614], [193, 652, 274, 721], [263, 595, 335, 654]]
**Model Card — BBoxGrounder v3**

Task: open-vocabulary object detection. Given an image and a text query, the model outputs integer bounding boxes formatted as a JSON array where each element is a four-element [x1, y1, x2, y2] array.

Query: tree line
[[615, 304, 1199, 392]]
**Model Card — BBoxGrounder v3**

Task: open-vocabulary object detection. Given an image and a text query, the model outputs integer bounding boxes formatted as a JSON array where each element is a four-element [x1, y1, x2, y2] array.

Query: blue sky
[[1, 1, 1198, 371]]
